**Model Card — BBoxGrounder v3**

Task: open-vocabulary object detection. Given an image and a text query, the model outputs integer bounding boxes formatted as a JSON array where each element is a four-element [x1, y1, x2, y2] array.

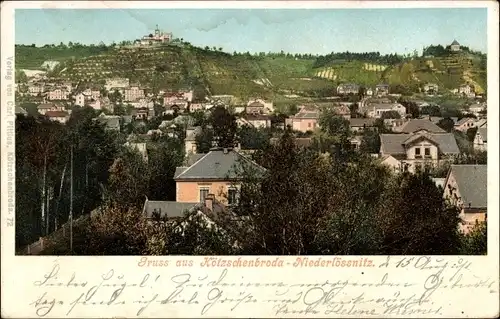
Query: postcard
[[1, 1, 499, 318]]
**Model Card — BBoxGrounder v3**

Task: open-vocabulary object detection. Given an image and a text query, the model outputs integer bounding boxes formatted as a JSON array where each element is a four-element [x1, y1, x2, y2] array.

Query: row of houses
[[337, 82, 480, 97]]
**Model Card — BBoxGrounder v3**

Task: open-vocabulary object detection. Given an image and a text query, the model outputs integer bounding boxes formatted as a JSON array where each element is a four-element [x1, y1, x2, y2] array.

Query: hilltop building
[[450, 40, 461, 52], [136, 25, 173, 47]]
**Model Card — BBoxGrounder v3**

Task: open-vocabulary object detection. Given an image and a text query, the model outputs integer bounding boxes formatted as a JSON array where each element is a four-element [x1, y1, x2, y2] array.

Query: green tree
[[460, 221, 487, 255], [466, 127, 478, 142], [209, 106, 237, 148], [314, 109, 352, 157], [437, 117, 455, 132], [85, 204, 150, 255], [360, 129, 381, 154], [195, 127, 214, 153], [381, 110, 402, 119], [104, 149, 150, 209], [238, 125, 271, 150], [380, 172, 462, 255]]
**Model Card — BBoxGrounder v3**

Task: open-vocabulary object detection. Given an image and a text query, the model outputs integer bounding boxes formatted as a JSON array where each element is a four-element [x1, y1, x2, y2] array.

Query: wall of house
[[176, 181, 239, 204], [473, 134, 486, 151], [406, 142, 438, 160], [381, 156, 401, 173], [460, 210, 487, 234], [184, 140, 197, 156], [290, 119, 317, 132]]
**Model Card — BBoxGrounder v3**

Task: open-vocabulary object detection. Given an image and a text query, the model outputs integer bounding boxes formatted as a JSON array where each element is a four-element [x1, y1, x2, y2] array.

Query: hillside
[[15, 44, 487, 97]]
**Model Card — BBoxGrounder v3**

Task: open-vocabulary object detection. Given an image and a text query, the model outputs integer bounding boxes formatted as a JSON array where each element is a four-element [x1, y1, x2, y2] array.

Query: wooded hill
[[15, 43, 487, 98]]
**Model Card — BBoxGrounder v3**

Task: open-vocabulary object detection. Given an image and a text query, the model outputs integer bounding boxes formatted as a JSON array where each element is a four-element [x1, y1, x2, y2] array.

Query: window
[[199, 187, 209, 202], [424, 148, 430, 156], [415, 148, 421, 156], [308, 122, 312, 128], [228, 188, 238, 206]]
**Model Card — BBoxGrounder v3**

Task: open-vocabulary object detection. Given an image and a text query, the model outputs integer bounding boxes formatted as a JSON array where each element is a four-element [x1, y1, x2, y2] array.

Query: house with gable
[[247, 98, 273, 114], [375, 84, 390, 96], [174, 147, 266, 206], [245, 101, 265, 114], [366, 102, 406, 119], [243, 113, 272, 129], [454, 117, 476, 132], [443, 165, 487, 233], [450, 39, 461, 52], [45, 110, 70, 124], [380, 119, 459, 173], [473, 128, 487, 152], [337, 83, 360, 95], [285, 107, 320, 133], [37, 102, 63, 115]]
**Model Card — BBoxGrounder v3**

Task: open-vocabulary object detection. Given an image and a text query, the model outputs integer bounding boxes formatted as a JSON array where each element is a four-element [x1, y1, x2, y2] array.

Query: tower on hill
[[450, 40, 461, 52]]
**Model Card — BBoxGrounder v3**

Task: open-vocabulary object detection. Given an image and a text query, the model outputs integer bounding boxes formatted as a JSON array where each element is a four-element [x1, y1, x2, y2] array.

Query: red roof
[[45, 111, 69, 117]]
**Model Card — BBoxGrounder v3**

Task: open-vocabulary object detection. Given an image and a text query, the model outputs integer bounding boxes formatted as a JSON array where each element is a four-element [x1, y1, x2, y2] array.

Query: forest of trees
[[313, 51, 405, 68]]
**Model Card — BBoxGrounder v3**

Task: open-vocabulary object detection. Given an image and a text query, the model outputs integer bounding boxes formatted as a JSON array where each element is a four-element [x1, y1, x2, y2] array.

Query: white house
[[473, 128, 487, 152], [74, 93, 86, 107], [366, 103, 406, 119], [380, 130, 460, 173]]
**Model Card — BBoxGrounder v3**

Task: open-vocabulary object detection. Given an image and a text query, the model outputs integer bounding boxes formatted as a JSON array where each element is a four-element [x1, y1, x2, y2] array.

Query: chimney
[[223, 148, 228, 154], [204, 194, 214, 211]]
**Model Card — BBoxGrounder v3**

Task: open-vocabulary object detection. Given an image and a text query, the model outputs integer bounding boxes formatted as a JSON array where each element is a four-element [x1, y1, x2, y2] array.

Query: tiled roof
[[455, 117, 475, 126], [451, 40, 460, 45], [175, 148, 266, 180], [293, 111, 319, 119], [15, 106, 28, 115], [397, 119, 446, 133], [184, 153, 205, 166], [380, 133, 460, 155], [449, 165, 487, 208], [142, 200, 199, 219], [371, 103, 402, 110]]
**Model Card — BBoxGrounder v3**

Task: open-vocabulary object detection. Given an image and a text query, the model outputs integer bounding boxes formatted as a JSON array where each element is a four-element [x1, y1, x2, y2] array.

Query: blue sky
[[15, 8, 487, 55]]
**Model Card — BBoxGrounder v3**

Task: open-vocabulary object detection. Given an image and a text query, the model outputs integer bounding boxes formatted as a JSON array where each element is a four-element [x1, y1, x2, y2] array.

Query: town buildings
[[124, 86, 145, 102]]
